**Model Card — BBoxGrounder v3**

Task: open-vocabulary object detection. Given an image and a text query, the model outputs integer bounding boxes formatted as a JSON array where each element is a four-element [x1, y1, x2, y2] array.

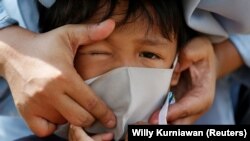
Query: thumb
[[28, 117, 57, 137], [63, 19, 116, 54], [167, 92, 204, 123]]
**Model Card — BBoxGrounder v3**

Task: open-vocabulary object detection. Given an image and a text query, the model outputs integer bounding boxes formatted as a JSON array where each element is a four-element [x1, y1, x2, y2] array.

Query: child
[[38, 0, 195, 140]]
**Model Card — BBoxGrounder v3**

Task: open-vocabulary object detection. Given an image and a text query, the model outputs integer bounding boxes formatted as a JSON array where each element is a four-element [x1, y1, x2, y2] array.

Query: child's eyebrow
[[134, 38, 169, 47]]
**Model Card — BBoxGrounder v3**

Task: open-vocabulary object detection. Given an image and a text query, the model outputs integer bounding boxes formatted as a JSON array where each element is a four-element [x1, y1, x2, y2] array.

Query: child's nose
[[117, 56, 143, 67]]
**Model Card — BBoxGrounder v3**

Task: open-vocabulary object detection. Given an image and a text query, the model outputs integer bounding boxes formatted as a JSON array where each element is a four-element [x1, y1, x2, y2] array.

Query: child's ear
[[171, 71, 181, 86]]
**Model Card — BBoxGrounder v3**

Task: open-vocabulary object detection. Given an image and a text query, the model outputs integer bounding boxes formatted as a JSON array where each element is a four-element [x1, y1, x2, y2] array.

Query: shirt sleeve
[[198, 0, 250, 34], [232, 66, 250, 88], [183, 0, 250, 43], [0, 0, 17, 29], [230, 34, 250, 68]]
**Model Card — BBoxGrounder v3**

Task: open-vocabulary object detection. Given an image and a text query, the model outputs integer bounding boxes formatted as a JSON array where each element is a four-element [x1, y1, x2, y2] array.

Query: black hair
[[38, 0, 196, 48]]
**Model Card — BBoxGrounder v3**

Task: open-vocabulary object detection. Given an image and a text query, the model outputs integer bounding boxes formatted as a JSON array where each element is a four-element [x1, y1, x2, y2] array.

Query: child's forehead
[[103, 21, 175, 48], [87, 15, 175, 46]]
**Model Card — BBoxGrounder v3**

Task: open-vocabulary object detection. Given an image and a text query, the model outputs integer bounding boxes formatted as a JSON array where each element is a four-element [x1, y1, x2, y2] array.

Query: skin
[[0, 20, 117, 136]]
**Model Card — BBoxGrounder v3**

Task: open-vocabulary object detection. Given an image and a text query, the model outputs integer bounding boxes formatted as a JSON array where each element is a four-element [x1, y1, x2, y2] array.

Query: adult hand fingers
[[53, 92, 95, 127], [65, 71, 116, 128], [27, 116, 57, 137], [175, 37, 212, 73], [167, 91, 208, 124]]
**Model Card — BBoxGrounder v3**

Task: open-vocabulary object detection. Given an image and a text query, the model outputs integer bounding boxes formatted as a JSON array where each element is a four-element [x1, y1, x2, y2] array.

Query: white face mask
[[85, 66, 175, 140], [55, 58, 176, 140]]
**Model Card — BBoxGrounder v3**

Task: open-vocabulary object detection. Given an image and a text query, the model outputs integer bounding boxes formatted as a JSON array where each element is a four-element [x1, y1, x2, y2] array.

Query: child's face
[[74, 4, 177, 80]]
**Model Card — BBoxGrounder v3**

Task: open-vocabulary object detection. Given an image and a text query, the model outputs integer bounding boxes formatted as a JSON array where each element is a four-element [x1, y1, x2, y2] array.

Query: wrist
[[0, 26, 37, 77], [214, 40, 244, 79]]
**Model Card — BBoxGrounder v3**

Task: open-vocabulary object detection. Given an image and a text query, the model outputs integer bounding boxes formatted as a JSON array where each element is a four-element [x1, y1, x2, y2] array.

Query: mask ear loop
[[171, 54, 179, 69], [158, 55, 178, 125]]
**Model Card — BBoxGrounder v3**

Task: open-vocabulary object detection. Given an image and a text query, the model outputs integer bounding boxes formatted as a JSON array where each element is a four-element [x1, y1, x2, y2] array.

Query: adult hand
[[0, 20, 116, 136], [149, 37, 217, 124], [69, 125, 113, 141]]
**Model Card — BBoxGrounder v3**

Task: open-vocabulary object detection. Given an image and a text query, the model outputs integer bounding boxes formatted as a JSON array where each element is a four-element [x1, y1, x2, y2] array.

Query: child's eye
[[89, 51, 111, 56], [139, 52, 160, 59]]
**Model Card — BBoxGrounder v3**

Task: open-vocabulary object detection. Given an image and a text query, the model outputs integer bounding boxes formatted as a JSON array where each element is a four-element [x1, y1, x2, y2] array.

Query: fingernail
[[152, 119, 159, 125], [97, 20, 108, 26], [106, 119, 115, 128], [91, 20, 107, 31], [96, 19, 114, 29], [149, 111, 160, 125]]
